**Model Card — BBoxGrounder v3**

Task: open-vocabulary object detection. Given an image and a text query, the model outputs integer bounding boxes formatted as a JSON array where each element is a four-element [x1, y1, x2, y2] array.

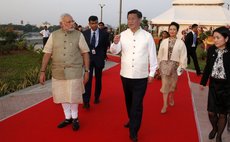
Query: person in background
[[200, 26, 230, 142], [185, 24, 202, 76], [40, 26, 50, 47], [158, 30, 169, 52], [143, 25, 149, 32], [108, 27, 114, 44], [74, 22, 79, 30], [154, 31, 169, 80], [82, 16, 110, 109], [181, 30, 186, 42], [110, 9, 158, 142], [98, 21, 106, 30], [158, 22, 187, 114], [78, 25, 83, 32], [39, 13, 90, 131]]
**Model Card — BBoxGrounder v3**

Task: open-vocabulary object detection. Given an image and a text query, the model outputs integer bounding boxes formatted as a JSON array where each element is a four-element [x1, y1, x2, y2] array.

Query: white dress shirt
[[91, 29, 99, 47], [40, 29, 50, 38], [192, 31, 196, 47], [110, 28, 158, 78]]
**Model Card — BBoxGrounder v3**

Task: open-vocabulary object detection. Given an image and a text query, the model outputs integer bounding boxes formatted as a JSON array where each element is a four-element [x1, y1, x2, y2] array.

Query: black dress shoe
[[208, 129, 217, 139], [94, 99, 100, 104], [57, 118, 72, 128], [83, 103, 90, 109], [72, 118, 80, 131], [124, 122, 130, 128], [129, 135, 138, 142]]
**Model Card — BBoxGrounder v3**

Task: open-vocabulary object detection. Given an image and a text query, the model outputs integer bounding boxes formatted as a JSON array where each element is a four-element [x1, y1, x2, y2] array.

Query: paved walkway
[[190, 82, 230, 142], [0, 57, 230, 142]]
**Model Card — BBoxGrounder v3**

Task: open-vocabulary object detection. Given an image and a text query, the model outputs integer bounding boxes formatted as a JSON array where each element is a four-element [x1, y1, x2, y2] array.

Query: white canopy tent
[[172, 0, 224, 5], [151, 0, 230, 36], [151, 5, 230, 26], [151, 0, 230, 26]]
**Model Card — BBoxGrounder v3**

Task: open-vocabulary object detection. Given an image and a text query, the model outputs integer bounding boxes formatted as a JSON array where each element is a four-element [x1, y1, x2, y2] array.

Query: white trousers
[[61, 103, 78, 119]]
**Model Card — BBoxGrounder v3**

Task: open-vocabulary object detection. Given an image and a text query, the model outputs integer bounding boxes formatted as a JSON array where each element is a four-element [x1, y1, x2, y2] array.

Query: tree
[[116, 23, 127, 34], [0, 25, 18, 44], [141, 17, 148, 28]]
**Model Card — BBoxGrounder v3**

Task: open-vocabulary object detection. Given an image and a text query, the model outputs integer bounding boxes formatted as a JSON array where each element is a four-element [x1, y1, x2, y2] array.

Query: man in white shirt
[[40, 26, 50, 47], [110, 9, 158, 142]]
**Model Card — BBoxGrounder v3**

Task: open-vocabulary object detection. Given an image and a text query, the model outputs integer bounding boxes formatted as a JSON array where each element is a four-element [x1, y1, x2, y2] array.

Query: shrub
[[0, 65, 51, 97], [16, 39, 27, 50]]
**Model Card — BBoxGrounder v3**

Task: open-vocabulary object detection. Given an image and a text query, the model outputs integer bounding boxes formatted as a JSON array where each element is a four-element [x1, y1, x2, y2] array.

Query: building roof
[[172, 0, 224, 5]]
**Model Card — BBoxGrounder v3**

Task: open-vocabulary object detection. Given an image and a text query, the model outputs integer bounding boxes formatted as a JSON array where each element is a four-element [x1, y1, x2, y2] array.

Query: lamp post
[[99, 4, 105, 22], [119, 0, 122, 33]]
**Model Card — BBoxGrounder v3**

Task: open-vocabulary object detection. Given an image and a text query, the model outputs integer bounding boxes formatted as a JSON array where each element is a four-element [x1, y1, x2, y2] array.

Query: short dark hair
[[161, 30, 169, 37], [98, 22, 104, 26], [88, 16, 98, 22], [192, 24, 198, 29], [127, 9, 142, 19], [169, 21, 180, 31], [213, 26, 230, 46]]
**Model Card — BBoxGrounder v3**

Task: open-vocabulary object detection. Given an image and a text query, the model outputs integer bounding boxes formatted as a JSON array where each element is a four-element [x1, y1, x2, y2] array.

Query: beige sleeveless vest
[[51, 29, 83, 80]]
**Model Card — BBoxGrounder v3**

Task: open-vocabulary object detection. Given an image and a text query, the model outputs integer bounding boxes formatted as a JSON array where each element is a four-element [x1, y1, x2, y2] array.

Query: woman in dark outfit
[[200, 26, 230, 142]]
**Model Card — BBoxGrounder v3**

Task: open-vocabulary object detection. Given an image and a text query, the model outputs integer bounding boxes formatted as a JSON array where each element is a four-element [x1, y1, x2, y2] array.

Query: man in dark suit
[[185, 24, 202, 76], [82, 16, 109, 108]]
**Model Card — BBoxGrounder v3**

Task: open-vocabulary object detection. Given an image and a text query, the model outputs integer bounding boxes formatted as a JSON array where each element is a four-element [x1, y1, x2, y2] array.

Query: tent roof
[[172, 0, 224, 5], [151, 5, 230, 26]]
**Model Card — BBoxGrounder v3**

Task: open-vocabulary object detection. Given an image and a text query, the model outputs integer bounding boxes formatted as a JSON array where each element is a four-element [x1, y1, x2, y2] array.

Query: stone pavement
[[0, 58, 230, 142], [190, 81, 230, 142]]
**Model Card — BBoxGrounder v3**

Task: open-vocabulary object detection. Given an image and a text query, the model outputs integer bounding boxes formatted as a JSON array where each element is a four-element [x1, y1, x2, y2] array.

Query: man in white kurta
[[39, 13, 90, 131], [110, 9, 158, 141]]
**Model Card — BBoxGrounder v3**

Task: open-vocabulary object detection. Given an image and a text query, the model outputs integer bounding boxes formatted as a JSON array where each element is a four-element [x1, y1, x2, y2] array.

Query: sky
[[0, 0, 230, 27]]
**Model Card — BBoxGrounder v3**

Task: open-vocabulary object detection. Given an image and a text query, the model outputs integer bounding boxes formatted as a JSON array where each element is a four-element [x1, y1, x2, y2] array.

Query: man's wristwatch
[[85, 69, 90, 73]]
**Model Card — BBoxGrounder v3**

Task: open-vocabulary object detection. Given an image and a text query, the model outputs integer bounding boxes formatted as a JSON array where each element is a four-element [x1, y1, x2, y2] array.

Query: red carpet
[[187, 71, 202, 84], [0, 56, 199, 142]]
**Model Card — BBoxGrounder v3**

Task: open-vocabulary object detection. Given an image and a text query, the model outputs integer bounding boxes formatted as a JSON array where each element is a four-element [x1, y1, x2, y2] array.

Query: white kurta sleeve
[[110, 42, 121, 55], [148, 35, 158, 77]]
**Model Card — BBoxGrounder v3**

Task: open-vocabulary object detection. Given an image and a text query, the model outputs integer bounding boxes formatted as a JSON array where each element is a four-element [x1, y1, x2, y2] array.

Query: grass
[[0, 50, 42, 83], [187, 44, 207, 71], [0, 50, 46, 96]]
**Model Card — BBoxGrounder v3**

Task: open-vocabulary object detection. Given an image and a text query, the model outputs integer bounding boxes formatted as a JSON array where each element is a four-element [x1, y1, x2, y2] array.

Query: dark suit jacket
[[185, 31, 198, 53], [83, 29, 109, 68], [200, 45, 230, 86]]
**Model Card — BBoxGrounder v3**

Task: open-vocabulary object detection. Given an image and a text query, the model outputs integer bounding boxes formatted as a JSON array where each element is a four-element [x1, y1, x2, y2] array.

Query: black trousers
[[187, 47, 201, 74], [121, 76, 148, 137], [83, 62, 103, 103], [43, 37, 49, 47]]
